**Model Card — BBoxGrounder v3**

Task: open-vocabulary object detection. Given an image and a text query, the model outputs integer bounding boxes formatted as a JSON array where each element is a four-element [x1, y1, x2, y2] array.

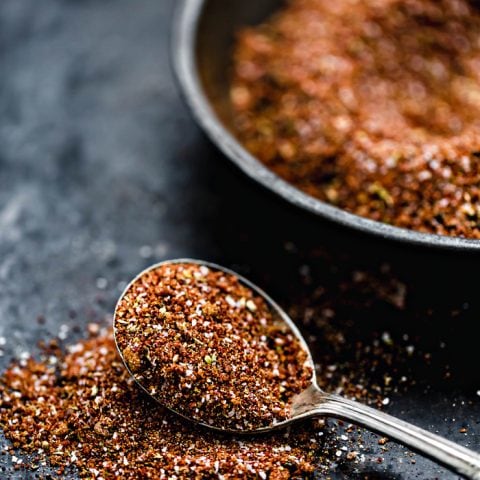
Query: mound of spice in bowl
[[114, 262, 312, 431], [231, 0, 480, 238]]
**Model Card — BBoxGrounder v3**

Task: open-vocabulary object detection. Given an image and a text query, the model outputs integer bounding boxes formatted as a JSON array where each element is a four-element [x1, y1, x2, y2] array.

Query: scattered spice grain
[[114, 262, 312, 431], [0, 329, 325, 479], [231, 0, 480, 238], [1, 250, 474, 477]]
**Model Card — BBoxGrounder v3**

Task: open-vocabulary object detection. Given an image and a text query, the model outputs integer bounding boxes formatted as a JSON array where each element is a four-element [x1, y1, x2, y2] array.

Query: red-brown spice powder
[[0, 330, 323, 479], [114, 263, 312, 431], [0, 255, 468, 478], [231, 0, 480, 238]]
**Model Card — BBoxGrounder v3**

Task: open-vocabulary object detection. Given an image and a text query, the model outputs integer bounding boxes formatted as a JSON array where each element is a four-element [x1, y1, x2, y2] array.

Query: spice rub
[[231, 0, 480, 238], [114, 262, 312, 431], [0, 329, 323, 479]]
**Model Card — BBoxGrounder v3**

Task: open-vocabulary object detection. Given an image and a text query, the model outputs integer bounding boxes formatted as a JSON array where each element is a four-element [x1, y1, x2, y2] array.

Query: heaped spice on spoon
[[231, 0, 480, 238], [114, 262, 312, 430]]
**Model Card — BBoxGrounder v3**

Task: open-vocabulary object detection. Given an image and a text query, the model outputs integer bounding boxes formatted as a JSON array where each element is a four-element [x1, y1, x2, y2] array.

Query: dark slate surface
[[0, 0, 479, 478]]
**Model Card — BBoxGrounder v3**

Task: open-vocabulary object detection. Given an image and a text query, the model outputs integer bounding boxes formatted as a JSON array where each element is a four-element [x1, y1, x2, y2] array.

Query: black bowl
[[172, 0, 480, 252]]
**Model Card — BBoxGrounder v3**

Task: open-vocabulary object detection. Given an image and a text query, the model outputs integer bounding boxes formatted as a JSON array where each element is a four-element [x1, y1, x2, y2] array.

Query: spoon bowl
[[114, 259, 480, 478], [114, 258, 318, 434]]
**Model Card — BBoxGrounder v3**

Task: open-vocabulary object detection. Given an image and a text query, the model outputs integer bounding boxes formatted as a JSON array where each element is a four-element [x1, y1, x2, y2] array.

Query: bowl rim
[[172, 0, 480, 252]]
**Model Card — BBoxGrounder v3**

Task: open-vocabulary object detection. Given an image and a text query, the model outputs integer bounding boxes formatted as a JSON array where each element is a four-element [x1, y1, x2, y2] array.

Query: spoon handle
[[318, 393, 480, 479]]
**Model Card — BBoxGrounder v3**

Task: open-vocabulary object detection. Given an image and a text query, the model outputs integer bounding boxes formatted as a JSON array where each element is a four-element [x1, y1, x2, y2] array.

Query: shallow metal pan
[[173, 0, 480, 252]]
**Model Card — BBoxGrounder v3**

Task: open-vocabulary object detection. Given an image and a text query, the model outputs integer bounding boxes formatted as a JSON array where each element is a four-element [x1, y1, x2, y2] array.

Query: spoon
[[114, 259, 480, 479]]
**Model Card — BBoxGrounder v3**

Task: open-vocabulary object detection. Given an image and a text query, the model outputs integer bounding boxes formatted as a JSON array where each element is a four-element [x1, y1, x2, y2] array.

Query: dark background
[[0, 0, 479, 478]]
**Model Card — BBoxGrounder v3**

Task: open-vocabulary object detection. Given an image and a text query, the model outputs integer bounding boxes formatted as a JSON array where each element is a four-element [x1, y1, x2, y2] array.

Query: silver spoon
[[114, 259, 480, 479]]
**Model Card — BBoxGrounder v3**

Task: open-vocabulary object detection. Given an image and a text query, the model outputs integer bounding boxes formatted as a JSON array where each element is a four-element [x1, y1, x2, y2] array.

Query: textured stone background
[[0, 0, 479, 478]]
